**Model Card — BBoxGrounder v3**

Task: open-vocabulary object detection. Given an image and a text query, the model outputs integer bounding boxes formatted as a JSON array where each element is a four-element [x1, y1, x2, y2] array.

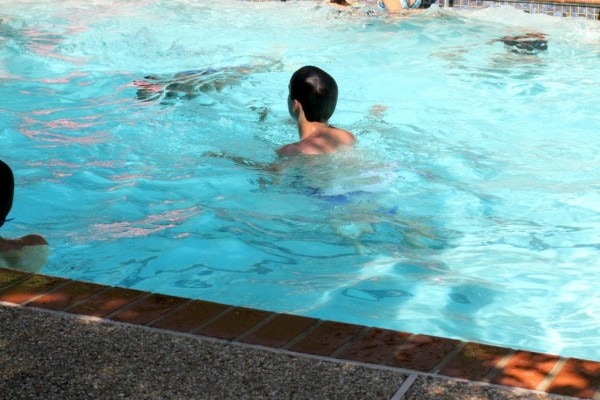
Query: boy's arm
[[203, 151, 282, 173]]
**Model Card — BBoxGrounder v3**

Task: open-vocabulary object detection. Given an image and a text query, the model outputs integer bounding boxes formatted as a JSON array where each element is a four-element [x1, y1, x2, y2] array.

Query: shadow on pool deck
[[0, 268, 598, 399]]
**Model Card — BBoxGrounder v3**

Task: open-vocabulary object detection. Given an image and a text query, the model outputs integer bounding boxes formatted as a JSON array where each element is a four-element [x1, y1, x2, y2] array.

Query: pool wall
[[356, 0, 600, 19], [253, 0, 600, 20], [445, 0, 600, 19]]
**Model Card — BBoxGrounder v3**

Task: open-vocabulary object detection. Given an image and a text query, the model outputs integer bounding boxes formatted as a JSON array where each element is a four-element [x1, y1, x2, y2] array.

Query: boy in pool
[[277, 66, 355, 156], [0, 160, 49, 273]]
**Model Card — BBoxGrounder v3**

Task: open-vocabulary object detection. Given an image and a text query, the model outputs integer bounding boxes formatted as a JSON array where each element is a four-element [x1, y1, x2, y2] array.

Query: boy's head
[[0, 160, 14, 228], [288, 66, 338, 123]]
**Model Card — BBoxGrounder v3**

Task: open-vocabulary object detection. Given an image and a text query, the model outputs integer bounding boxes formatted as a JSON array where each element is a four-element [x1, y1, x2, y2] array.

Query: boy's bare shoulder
[[329, 126, 356, 145], [0, 234, 48, 252], [276, 142, 305, 156], [277, 128, 355, 156]]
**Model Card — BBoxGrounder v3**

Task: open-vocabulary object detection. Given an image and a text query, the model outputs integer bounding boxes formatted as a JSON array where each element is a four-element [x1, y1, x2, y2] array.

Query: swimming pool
[[2, 0, 599, 361]]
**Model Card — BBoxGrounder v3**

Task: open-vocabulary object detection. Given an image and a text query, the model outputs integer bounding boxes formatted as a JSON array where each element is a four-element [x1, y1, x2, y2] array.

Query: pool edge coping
[[1, 268, 599, 399]]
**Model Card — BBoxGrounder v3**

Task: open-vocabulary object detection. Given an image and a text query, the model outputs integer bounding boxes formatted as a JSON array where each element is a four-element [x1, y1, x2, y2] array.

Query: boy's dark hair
[[289, 66, 338, 123], [0, 160, 14, 228]]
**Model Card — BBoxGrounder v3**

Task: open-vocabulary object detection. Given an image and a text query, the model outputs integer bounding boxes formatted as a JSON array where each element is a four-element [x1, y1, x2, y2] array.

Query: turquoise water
[[2, 0, 599, 361]]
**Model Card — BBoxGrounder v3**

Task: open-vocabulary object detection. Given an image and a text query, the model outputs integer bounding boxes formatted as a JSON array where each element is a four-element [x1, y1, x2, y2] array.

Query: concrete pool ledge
[[1, 268, 599, 399]]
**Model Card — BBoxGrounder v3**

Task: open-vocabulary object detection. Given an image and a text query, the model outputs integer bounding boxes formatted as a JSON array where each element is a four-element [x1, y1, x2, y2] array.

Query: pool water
[[2, 0, 600, 361]]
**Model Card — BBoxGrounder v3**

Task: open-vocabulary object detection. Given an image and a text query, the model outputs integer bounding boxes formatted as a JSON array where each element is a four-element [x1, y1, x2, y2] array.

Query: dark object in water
[[134, 59, 281, 105], [499, 32, 548, 54], [134, 67, 249, 104]]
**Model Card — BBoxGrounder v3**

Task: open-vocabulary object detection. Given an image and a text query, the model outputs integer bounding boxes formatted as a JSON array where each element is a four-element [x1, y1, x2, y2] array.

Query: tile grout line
[[188, 305, 237, 335], [0, 272, 33, 292], [329, 325, 370, 358], [42, 280, 106, 311], [281, 319, 324, 351], [329, 326, 370, 356], [233, 312, 279, 342], [19, 278, 73, 306], [482, 349, 516, 383], [535, 357, 568, 393], [102, 292, 154, 320], [382, 334, 418, 366], [430, 341, 468, 375], [62, 285, 116, 313], [390, 373, 418, 400], [143, 298, 195, 327]]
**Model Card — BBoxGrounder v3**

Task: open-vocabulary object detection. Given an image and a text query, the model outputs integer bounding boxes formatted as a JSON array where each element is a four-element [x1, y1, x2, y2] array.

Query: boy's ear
[[292, 99, 302, 114]]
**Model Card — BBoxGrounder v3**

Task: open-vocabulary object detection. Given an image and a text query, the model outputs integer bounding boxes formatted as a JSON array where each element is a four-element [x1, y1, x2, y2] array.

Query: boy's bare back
[[277, 126, 355, 156]]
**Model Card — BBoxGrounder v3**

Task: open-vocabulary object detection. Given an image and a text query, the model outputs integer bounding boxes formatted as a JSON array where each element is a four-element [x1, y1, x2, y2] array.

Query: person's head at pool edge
[[0, 159, 15, 229], [0, 159, 49, 273]]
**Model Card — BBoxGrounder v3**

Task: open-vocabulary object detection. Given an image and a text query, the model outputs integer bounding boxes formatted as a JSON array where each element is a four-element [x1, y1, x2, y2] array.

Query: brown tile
[[491, 350, 560, 390], [439, 342, 510, 381], [387, 334, 460, 372], [195, 307, 272, 341], [25, 280, 105, 311], [287, 320, 363, 357], [338, 327, 412, 364], [66, 286, 146, 318], [546, 358, 600, 399], [150, 300, 231, 333], [0, 274, 67, 304], [108, 293, 187, 325], [241, 313, 317, 348], [0, 268, 30, 289]]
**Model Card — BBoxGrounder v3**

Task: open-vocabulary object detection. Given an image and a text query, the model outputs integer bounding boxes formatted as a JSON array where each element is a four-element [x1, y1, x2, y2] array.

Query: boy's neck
[[297, 117, 329, 140]]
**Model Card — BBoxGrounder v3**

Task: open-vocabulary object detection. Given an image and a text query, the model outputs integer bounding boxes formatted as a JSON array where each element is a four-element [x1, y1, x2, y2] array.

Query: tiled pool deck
[[1, 267, 599, 399]]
